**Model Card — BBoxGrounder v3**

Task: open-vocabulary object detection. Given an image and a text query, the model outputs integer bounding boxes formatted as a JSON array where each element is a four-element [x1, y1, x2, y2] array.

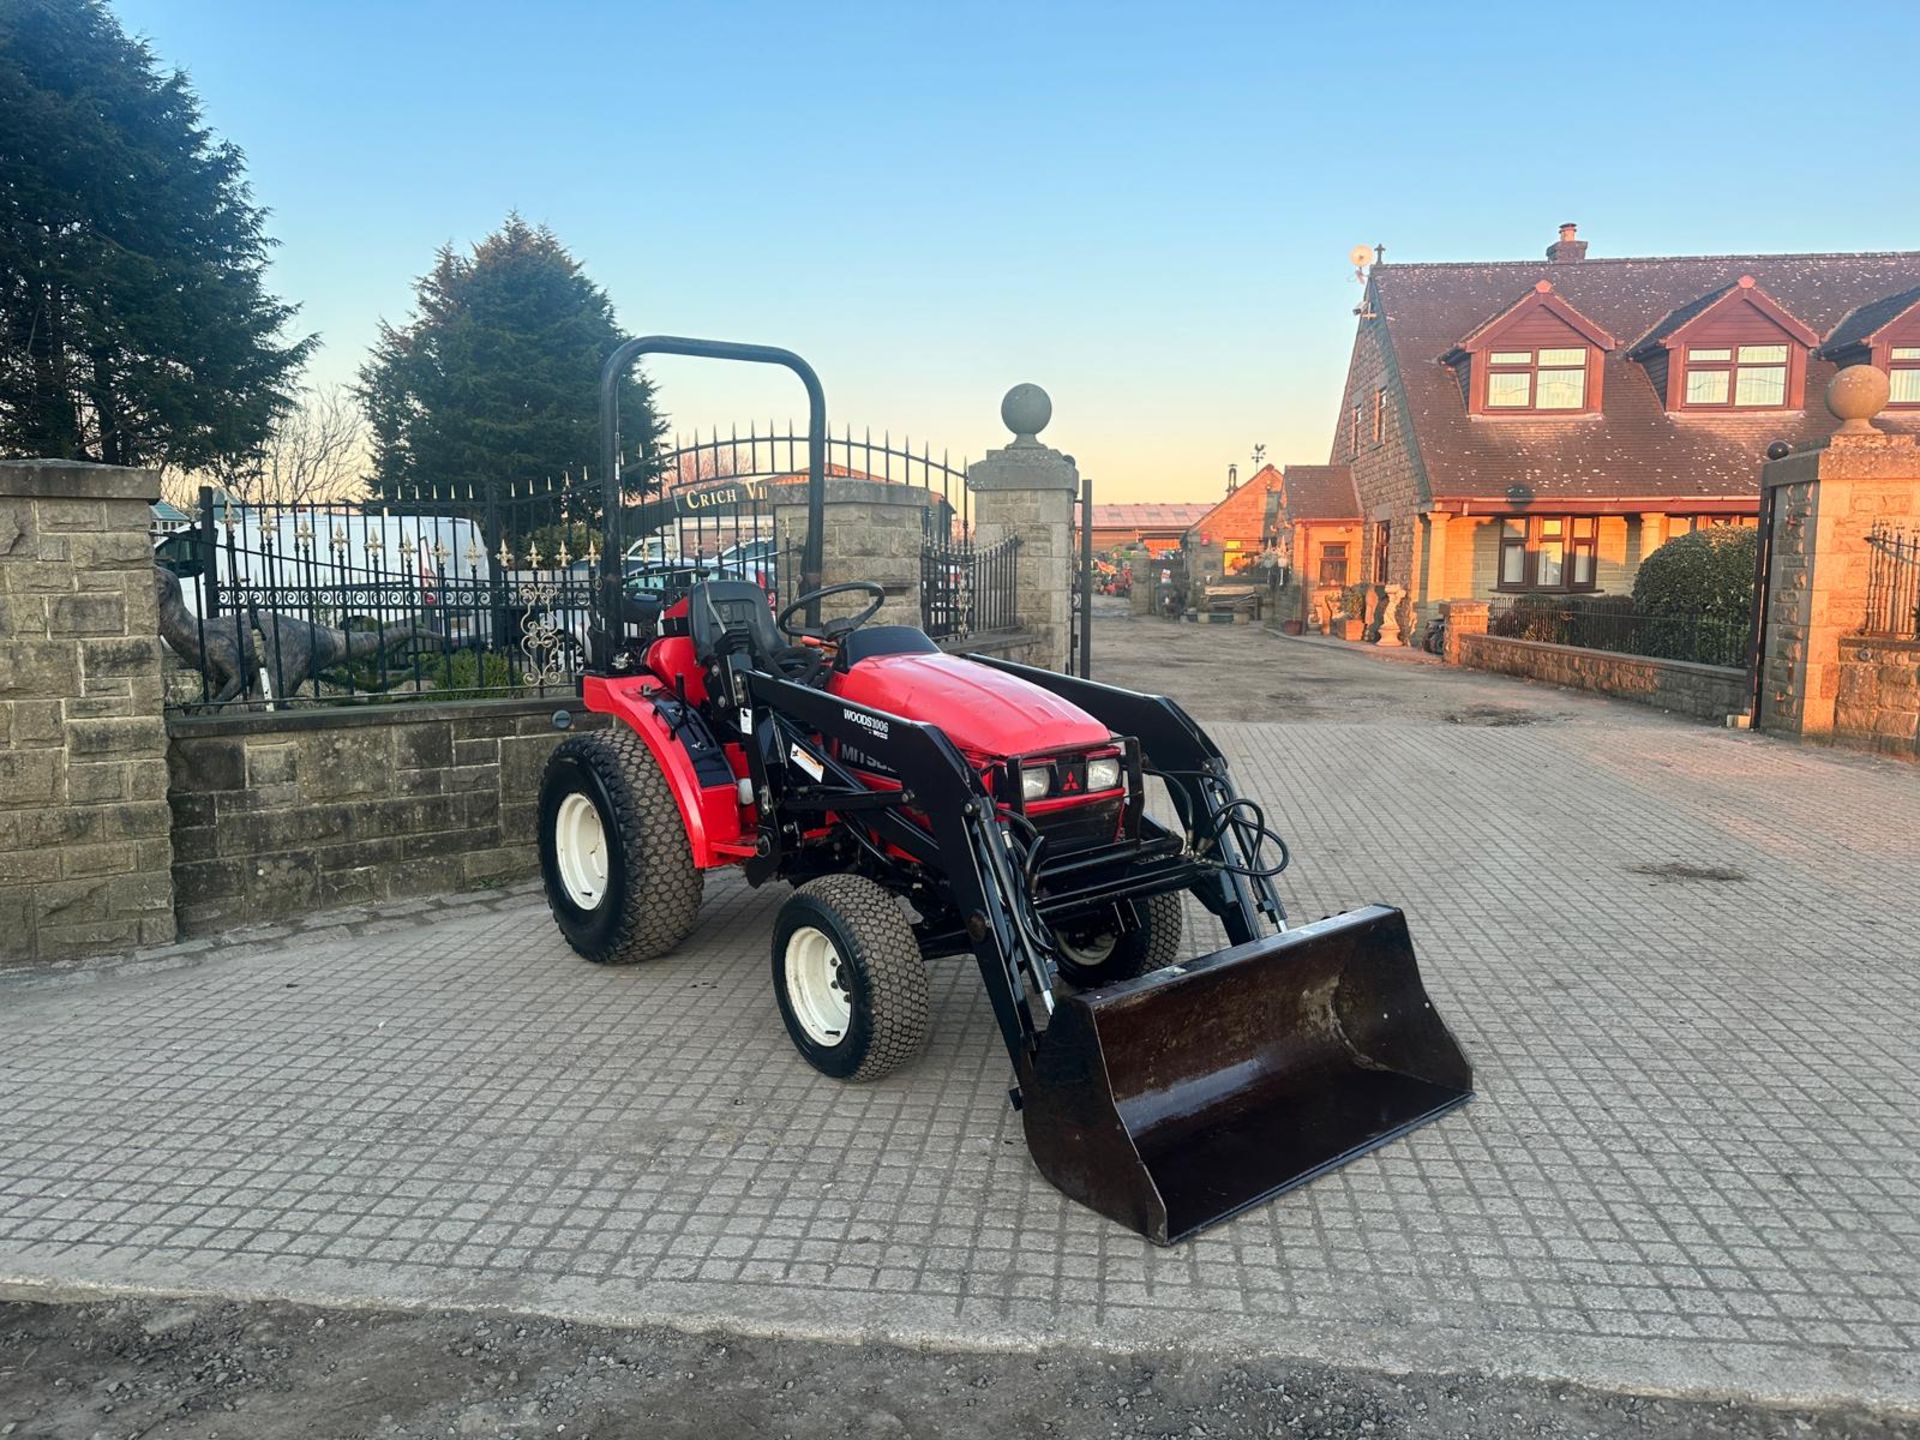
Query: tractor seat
[[833, 624, 940, 672], [688, 579, 815, 680]]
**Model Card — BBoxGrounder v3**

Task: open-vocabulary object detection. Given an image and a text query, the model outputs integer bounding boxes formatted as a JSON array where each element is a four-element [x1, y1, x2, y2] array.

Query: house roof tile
[[1371, 251, 1920, 504], [1280, 465, 1360, 521]]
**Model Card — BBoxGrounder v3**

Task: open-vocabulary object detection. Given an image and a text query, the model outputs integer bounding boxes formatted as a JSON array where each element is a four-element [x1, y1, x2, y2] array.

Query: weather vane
[[1251, 443, 1266, 468]]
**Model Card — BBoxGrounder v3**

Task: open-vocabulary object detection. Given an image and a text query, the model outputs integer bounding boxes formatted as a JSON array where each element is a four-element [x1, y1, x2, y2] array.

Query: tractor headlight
[[1085, 756, 1122, 792], [1020, 765, 1052, 802]]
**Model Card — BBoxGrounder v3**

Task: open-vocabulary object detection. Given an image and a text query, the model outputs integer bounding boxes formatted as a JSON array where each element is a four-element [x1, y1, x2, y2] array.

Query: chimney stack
[[1547, 222, 1588, 263]]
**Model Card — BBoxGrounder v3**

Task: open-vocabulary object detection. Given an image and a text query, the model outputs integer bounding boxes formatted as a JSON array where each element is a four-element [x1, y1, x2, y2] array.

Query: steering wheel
[[777, 581, 887, 642]]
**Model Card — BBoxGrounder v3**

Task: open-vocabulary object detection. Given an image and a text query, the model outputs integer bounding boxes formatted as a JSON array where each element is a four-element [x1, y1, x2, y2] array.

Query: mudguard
[[580, 674, 747, 867]]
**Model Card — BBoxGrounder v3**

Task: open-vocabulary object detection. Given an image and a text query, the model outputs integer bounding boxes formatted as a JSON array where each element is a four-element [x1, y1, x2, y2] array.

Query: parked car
[[702, 537, 778, 590]]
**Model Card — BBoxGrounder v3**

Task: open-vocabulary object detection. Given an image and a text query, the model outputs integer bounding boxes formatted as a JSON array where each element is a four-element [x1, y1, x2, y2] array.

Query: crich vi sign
[[623, 480, 769, 535]]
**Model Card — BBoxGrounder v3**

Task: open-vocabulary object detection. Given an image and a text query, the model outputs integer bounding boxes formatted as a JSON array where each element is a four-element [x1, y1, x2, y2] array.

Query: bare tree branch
[[164, 385, 367, 508]]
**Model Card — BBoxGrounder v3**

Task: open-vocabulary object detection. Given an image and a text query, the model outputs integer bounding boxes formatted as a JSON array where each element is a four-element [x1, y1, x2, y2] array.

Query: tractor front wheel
[[539, 730, 703, 963], [1052, 890, 1185, 987], [772, 874, 930, 1083]]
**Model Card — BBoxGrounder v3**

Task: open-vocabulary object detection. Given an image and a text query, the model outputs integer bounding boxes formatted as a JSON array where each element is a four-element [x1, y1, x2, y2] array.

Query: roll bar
[[597, 336, 827, 663]]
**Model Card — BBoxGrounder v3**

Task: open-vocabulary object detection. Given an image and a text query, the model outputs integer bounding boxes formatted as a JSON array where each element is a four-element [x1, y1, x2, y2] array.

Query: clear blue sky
[[115, 0, 1920, 501]]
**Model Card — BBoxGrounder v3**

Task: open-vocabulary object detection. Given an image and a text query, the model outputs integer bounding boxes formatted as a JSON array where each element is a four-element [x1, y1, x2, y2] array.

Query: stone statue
[[154, 565, 258, 705], [154, 564, 444, 704], [252, 610, 441, 699]]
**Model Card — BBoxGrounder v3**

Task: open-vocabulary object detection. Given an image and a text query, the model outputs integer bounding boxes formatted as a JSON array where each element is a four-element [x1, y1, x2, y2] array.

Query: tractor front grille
[[1028, 795, 1125, 855]]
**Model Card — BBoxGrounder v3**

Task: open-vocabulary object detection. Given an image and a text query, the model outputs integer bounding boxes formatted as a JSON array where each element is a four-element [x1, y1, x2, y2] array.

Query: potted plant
[[1335, 584, 1368, 641]]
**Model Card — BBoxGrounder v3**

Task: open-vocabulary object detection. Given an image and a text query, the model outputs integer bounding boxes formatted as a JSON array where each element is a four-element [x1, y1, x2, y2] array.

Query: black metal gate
[[1066, 476, 1094, 677], [649, 424, 1016, 643]]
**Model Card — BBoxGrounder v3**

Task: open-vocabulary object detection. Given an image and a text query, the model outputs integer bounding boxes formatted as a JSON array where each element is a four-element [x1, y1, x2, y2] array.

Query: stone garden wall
[[0, 461, 175, 967], [1833, 637, 1919, 760], [167, 699, 604, 934], [1457, 633, 1749, 723]]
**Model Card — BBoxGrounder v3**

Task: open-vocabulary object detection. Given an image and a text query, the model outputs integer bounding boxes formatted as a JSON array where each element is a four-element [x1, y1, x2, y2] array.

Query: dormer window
[[1485, 347, 1590, 410], [1633, 276, 1815, 413], [1682, 343, 1790, 408], [1891, 346, 1920, 405], [1445, 282, 1615, 418], [1820, 286, 1920, 409]]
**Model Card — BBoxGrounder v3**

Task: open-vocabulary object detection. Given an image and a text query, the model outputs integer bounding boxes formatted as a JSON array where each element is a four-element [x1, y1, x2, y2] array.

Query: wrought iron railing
[[922, 529, 1019, 641], [156, 486, 794, 711], [1865, 524, 1920, 639], [659, 424, 973, 533], [155, 471, 1023, 707], [1487, 597, 1750, 669]]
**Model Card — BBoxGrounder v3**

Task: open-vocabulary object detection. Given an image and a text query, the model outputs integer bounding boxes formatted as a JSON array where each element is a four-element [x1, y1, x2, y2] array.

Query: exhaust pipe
[[1019, 905, 1473, 1245]]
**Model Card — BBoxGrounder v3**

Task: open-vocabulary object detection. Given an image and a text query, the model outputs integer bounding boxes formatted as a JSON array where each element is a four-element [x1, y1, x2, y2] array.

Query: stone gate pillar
[[773, 477, 940, 629], [1758, 367, 1920, 737], [967, 385, 1077, 671], [0, 460, 175, 966]]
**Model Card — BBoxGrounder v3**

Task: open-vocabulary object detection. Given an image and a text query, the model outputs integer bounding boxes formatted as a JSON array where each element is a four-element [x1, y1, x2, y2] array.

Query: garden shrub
[[1633, 526, 1758, 624]]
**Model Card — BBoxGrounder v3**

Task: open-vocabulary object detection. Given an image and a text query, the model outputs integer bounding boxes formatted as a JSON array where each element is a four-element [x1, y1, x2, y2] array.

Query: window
[[1371, 387, 1386, 443], [1351, 400, 1362, 456], [1371, 521, 1391, 584], [1890, 345, 1920, 406], [1482, 347, 1588, 411], [1497, 515, 1598, 591], [1682, 343, 1791, 408], [1318, 543, 1349, 585], [1668, 514, 1758, 535]]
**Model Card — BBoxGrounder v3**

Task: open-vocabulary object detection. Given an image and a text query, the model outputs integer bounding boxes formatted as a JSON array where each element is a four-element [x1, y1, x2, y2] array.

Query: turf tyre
[[1053, 890, 1185, 987], [772, 874, 931, 1083], [538, 729, 703, 963]]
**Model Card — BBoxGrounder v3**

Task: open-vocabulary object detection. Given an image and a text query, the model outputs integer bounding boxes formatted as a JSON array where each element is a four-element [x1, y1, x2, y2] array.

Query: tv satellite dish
[[1349, 244, 1373, 269]]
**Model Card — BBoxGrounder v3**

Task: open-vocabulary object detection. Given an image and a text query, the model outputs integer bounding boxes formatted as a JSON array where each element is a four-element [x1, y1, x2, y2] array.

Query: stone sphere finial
[[1001, 383, 1052, 444], [1827, 364, 1890, 434]]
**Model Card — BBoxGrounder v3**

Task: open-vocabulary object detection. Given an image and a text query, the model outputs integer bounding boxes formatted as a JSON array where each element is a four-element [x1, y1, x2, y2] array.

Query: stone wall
[[1, 461, 174, 967], [773, 477, 939, 630], [1331, 306, 1415, 590], [1758, 425, 1919, 737], [1458, 633, 1749, 723], [167, 699, 603, 934], [1834, 637, 1919, 760], [967, 389, 1077, 670]]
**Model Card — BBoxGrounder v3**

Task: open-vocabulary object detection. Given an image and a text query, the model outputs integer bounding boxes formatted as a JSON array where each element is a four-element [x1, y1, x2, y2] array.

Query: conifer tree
[[0, 0, 311, 469]]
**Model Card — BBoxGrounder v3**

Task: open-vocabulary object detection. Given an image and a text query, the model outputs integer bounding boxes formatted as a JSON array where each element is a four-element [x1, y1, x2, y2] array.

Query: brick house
[[1272, 464, 1361, 608], [1324, 225, 1920, 633], [1183, 464, 1283, 579]]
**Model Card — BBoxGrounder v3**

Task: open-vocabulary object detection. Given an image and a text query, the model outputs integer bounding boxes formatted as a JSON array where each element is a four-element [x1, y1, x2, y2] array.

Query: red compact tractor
[[538, 338, 1472, 1245]]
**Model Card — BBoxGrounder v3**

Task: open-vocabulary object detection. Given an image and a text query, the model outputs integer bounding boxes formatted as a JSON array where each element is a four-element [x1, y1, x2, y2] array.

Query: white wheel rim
[[1057, 930, 1118, 967], [785, 925, 852, 1046], [554, 792, 609, 909]]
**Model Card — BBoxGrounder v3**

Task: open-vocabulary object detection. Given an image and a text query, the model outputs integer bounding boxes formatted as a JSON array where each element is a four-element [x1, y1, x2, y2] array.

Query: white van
[[153, 508, 489, 640]]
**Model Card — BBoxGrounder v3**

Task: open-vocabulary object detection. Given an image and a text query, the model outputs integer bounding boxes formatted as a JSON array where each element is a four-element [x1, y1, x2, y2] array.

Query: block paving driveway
[[3, 615, 1918, 1411]]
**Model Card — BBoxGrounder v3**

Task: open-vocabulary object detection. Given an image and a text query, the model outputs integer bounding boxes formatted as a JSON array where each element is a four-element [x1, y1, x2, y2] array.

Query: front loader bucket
[[1020, 905, 1472, 1245]]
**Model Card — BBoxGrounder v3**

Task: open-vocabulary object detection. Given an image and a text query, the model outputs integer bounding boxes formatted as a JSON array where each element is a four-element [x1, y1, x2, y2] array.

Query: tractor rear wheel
[[539, 729, 703, 963], [772, 874, 930, 1083], [1052, 890, 1185, 987]]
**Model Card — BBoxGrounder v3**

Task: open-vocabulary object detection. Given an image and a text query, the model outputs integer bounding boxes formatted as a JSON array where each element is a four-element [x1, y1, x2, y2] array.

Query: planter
[[1335, 618, 1365, 641], [1280, 619, 1304, 636]]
